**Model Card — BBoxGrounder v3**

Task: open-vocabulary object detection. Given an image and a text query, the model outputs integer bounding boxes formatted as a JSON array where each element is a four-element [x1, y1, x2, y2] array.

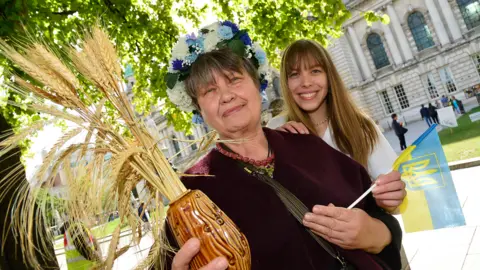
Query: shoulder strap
[[241, 163, 352, 269]]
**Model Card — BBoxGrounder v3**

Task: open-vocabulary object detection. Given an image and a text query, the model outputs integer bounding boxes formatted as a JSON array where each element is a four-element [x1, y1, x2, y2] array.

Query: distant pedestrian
[[458, 99, 466, 114], [451, 96, 461, 114], [138, 202, 151, 232], [428, 103, 439, 124], [420, 104, 432, 127], [441, 95, 449, 107], [392, 114, 408, 151]]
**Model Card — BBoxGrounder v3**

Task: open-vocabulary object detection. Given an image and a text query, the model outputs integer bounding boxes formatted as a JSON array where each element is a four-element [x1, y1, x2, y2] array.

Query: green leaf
[[380, 14, 391, 25], [165, 73, 179, 89], [228, 39, 246, 56]]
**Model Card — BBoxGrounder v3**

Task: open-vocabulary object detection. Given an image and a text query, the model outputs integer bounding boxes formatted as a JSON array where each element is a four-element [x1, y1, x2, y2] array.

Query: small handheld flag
[[349, 124, 465, 233], [395, 124, 465, 232]]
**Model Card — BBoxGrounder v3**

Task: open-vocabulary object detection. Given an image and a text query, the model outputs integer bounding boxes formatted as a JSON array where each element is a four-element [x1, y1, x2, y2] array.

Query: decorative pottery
[[167, 190, 251, 269]]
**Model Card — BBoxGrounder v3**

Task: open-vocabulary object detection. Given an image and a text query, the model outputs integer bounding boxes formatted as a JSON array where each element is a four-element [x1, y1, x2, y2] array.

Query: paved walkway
[[402, 166, 480, 270]]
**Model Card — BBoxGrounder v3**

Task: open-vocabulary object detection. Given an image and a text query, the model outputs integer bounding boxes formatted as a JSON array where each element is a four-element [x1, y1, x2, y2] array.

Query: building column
[[386, 4, 414, 61], [347, 26, 372, 80], [425, 0, 450, 46], [380, 22, 403, 66], [438, 0, 462, 40]]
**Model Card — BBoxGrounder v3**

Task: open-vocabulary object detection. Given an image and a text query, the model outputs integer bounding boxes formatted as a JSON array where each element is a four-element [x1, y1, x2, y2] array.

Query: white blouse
[[267, 115, 397, 180]]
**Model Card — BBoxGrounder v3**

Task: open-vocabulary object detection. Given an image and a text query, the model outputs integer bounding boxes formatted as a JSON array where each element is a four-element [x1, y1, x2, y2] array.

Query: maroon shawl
[[170, 128, 401, 270]]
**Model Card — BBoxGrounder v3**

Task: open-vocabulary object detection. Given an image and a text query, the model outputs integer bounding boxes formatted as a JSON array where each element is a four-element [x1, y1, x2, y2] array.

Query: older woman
[[163, 22, 402, 270]]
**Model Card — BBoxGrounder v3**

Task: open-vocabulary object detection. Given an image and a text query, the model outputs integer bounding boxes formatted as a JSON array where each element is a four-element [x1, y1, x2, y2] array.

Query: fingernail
[[313, 205, 320, 212], [305, 213, 313, 220], [215, 257, 228, 269]]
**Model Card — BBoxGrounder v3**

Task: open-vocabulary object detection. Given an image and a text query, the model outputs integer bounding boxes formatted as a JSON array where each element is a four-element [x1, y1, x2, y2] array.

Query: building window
[[171, 135, 181, 154], [473, 54, 480, 76], [379, 90, 394, 114], [187, 135, 197, 151], [422, 73, 440, 99], [457, 0, 480, 30], [366, 33, 390, 69], [394, 84, 410, 109], [439, 67, 458, 93], [408, 12, 435, 51]]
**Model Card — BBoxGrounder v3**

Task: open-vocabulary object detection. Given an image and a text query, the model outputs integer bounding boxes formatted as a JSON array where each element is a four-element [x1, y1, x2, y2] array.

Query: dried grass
[[0, 25, 189, 269]]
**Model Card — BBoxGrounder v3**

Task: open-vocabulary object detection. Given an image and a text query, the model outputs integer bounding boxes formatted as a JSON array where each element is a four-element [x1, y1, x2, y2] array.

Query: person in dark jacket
[[420, 104, 432, 127], [428, 103, 439, 124], [392, 114, 408, 151], [0, 113, 59, 270]]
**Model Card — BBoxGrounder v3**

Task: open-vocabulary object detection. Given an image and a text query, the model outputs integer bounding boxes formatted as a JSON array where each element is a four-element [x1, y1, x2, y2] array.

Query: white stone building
[[331, 0, 480, 129]]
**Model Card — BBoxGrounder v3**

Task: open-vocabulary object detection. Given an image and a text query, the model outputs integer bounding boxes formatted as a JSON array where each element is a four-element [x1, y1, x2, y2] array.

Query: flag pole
[[347, 124, 438, 209]]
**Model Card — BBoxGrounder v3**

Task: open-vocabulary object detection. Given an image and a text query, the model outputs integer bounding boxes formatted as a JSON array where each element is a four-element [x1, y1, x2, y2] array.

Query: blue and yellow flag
[[393, 124, 465, 233]]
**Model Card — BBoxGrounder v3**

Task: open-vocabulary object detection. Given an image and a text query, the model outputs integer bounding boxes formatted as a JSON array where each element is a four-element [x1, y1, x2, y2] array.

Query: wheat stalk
[[0, 24, 190, 269]]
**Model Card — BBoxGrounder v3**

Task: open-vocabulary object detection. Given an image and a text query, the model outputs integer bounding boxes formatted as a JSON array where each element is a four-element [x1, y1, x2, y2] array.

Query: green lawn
[[54, 219, 130, 249], [439, 106, 480, 162]]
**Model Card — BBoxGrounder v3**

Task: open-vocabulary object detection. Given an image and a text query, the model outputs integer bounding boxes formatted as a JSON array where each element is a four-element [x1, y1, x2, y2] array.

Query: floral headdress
[[165, 21, 271, 116]]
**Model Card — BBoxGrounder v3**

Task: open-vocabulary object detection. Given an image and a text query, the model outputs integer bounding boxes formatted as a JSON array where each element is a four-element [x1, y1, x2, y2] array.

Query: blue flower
[[172, 59, 184, 71], [192, 112, 204, 124], [218, 25, 234, 40], [255, 49, 267, 65], [186, 32, 197, 40], [239, 33, 252, 46], [186, 37, 204, 54], [221, 21, 239, 34], [185, 53, 198, 64], [260, 79, 268, 91]]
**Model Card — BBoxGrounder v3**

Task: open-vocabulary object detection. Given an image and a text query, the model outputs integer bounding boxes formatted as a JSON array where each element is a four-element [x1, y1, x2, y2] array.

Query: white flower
[[171, 37, 189, 60], [200, 22, 221, 35], [203, 32, 219, 52], [258, 64, 270, 77], [166, 81, 195, 112]]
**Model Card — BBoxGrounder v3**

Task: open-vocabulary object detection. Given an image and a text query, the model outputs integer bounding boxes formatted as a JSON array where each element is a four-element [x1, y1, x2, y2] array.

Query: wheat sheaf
[[0, 25, 196, 269]]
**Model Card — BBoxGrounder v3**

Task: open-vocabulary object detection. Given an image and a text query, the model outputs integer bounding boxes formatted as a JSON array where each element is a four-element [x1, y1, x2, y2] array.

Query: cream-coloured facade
[[331, 0, 480, 128]]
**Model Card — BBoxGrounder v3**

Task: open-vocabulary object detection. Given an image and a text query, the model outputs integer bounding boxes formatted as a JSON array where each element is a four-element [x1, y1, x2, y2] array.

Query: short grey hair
[[184, 48, 260, 110]]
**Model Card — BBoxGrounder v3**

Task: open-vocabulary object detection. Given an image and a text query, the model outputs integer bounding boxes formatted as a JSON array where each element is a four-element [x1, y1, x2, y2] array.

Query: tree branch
[[52, 10, 77, 15], [102, 0, 176, 43]]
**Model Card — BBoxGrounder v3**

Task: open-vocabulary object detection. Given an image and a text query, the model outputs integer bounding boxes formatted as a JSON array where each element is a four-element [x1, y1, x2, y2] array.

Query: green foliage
[[0, 0, 201, 133], [1, 0, 383, 136], [364, 11, 390, 26], [211, 0, 351, 68]]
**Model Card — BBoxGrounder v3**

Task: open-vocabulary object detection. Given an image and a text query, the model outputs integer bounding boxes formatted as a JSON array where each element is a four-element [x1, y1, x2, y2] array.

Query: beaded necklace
[[216, 142, 275, 177]]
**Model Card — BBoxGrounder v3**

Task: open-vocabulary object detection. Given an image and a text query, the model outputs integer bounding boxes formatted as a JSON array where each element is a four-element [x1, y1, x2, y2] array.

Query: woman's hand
[[303, 204, 391, 254], [172, 238, 228, 270], [372, 171, 406, 213], [276, 121, 310, 134]]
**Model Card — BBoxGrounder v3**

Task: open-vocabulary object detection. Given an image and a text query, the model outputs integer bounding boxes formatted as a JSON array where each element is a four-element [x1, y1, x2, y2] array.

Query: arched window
[[457, 0, 480, 30], [366, 33, 390, 69], [408, 12, 435, 51]]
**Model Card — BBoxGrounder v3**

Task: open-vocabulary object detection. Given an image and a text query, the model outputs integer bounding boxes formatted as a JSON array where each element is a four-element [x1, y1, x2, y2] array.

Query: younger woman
[[267, 39, 405, 212]]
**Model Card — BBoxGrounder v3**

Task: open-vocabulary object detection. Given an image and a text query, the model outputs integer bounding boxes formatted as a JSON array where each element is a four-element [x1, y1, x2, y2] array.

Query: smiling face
[[197, 70, 262, 137], [286, 58, 328, 113], [185, 49, 262, 138]]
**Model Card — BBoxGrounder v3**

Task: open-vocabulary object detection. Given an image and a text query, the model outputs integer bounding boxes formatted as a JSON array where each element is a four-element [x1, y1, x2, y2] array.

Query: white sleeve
[[367, 128, 398, 180], [266, 115, 288, 129]]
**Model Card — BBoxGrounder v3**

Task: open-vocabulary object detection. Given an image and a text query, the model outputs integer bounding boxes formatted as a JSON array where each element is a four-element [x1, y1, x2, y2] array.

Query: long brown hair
[[280, 39, 379, 168]]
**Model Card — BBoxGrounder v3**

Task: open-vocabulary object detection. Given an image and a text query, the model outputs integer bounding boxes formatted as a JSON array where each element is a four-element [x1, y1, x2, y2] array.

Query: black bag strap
[[240, 163, 353, 270]]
